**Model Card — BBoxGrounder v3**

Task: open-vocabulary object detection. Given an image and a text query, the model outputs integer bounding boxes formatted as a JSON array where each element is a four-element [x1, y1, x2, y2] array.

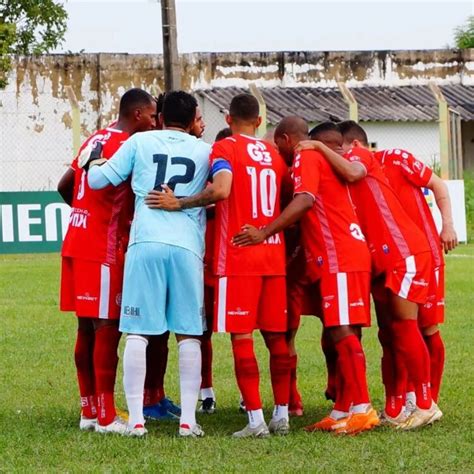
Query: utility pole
[[161, 0, 181, 91]]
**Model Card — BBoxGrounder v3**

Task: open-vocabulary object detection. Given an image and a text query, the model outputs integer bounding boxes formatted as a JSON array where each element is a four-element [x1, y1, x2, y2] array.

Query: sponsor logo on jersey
[[69, 208, 90, 229], [412, 278, 429, 287], [77, 293, 98, 302], [264, 233, 282, 245], [228, 307, 250, 316], [124, 305, 141, 317], [350, 298, 365, 308], [247, 141, 273, 165]]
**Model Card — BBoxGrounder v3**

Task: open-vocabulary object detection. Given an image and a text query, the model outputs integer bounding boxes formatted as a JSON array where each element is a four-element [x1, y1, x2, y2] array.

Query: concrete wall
[[0, 49, 472, 190]]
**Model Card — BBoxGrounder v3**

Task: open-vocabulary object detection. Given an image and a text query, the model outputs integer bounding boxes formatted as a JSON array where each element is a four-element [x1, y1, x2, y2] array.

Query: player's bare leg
[[262, 331, 291, 435], [75, 317, 96, 430], [389, 294, 442, 430], [231, 333, 269, 438], [175, 334, 203, 437]]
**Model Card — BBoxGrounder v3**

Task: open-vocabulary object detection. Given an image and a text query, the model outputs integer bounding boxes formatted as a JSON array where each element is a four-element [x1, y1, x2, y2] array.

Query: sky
[[57, 0, 473, 54]]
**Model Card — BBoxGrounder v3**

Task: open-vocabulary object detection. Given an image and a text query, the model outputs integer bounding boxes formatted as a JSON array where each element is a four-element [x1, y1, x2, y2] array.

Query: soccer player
[[87, 91, 210, 438], [58, 88, 157, 434], [233, 116, 379, 435], [147, 94, 291, 438], [297, 121, 442, 429], [374, 146, 457, 407]]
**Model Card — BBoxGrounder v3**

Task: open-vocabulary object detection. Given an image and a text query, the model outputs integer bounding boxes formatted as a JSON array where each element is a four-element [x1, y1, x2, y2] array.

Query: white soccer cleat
[[95, 416, 128, 435], [380, 409, 408, 427], [79, 416, 97, 431], [179, 423, 205, 438], [397, 402, 443, 430], [232, 422, 270, 438], [268, 417, 290, 435], [125, 423, 148, 437]]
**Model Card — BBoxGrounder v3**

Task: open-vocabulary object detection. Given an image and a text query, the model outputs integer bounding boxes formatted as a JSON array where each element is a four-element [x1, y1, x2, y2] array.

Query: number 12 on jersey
[[246, 166, 277, 218]]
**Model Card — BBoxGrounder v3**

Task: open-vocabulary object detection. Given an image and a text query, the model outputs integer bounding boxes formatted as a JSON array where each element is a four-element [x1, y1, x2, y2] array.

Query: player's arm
[[87, 137, 136, 190], [232, 193, 313, 246], [426, 174, 458, 252], [296, 140, 366, 182], [57, 167, 75, 205], [145, 171, 232, 211]]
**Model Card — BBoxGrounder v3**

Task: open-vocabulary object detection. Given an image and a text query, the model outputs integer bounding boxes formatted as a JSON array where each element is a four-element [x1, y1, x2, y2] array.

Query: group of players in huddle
[[58, 87, 457, 438]]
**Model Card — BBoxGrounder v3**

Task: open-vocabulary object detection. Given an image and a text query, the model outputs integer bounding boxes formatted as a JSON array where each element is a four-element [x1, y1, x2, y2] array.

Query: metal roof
[[196, 84, 474, 124]]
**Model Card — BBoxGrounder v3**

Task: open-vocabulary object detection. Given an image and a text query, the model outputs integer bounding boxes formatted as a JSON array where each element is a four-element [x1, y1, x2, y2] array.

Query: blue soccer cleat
[[158, 397, 181, 417], [143, 402, 179, 421]]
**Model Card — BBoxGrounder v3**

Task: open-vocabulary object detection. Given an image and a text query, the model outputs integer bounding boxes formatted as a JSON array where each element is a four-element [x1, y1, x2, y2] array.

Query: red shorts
[[60, 257, 124, 319], [418, 265, 445, 327], [214, 275, 287, 334], [317, 271, 371, 328], [372, 252, 432, 305], [287, 278, 320, 331]]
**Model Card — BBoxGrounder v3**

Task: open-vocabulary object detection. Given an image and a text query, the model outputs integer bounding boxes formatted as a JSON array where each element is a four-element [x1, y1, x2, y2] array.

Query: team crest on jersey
[[247, 141, 272, 165]]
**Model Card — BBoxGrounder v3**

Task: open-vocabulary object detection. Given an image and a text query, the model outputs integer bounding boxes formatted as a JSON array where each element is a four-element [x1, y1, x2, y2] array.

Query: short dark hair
[[309, 121, 340, 140], [155, 92, 166, 114], [337, 120, 369, 146], [162, 91, 198, 129], [215, 127, 232, 141], [119, 88, 154, 118], [229, 93, 259, 122]]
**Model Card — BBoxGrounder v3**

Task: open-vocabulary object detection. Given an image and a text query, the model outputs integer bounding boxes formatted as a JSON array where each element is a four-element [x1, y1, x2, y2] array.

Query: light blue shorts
[[119, 242, 205, 336]]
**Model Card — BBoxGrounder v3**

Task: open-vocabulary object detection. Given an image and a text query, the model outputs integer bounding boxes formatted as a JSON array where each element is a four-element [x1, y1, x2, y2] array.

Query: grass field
[[1, 247, 473, 472]]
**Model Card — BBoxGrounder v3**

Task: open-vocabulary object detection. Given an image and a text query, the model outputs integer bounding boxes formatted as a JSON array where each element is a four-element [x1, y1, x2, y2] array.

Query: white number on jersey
[[246, 166, 277, 218]]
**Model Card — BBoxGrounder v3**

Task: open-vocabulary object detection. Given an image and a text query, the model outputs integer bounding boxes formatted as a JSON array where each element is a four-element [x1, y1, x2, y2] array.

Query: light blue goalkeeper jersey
[[100, 130, 210, 258]]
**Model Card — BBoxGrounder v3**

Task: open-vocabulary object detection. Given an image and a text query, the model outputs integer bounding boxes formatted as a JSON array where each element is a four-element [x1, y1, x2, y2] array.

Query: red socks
[[289, 354, 302, 406], [423, 331, 445, 403], [74, 328, 96, 419], [321, 330, 338, 401], [144, 332, 169, 406], [201, 332, 213, 389], [232, 338, 262, 411], [391, 319, 432, 409], [93, 324, 121, 425], [378, 328, 405, 417], [263, 334, 291, 406], [334, 335, 370, 411]]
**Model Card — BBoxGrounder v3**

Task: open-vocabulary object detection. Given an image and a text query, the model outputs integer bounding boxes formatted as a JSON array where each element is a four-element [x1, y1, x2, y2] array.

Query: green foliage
[[1, 251, 474, 471], [464, 171, 474, 241], [0, 0, 67, 87], [454, 15, 474, 49]]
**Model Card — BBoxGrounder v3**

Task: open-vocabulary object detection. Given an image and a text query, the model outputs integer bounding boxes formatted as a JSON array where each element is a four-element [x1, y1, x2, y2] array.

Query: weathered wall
[[0, 49, 472, 191]]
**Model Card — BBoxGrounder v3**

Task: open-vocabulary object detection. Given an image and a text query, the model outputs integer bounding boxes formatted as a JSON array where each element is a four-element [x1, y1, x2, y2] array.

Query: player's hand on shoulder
[[295, 140, 321, 152], [145, 184, 181, 211], [232, 224, 266, 247], [440, 224, 458, 254]]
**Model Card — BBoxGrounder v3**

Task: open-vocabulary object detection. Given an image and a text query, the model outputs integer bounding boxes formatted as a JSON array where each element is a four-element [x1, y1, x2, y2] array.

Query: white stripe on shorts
[[99, 264, 110, 319], [398, 255, 416, 299], [435, 268, 440, 285], [337, 272, 349, 326], [217, 277, 227, 333]]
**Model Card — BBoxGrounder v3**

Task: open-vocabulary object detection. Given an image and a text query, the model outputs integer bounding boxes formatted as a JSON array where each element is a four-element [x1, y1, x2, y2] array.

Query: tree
[[454, 15, 474, 49], [0, 0, 68, 87]]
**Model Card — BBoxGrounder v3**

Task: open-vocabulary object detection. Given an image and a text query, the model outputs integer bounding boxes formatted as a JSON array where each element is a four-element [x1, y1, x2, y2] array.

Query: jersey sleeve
[[399, 150, 433, 187], [99, 135, 137, 186], [344, 147, 372, 174], [293, 150, 321, 200], [209, 138, 234, 178]]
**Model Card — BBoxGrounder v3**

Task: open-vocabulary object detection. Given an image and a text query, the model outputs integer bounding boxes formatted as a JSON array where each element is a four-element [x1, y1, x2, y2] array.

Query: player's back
[[375, 148, 443, 267], [344, 146, 430, 275], [211, 134, 287, 276], [127, 130, 211, 258], [62, 127, 133, 265], [294, 150, 371, 275]]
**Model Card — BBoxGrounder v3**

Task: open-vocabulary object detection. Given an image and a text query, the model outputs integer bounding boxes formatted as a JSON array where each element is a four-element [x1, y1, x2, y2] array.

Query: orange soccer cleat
[[304, 415, 347, 432], [335, 408, 380, 435]]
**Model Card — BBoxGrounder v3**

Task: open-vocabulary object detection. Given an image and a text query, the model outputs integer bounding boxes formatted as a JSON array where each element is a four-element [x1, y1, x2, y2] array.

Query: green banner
[[0, 192, 70, 254]]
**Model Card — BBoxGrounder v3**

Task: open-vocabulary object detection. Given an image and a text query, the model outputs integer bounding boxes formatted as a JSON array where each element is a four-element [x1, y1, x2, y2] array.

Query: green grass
[[1, 248, 473, 472]]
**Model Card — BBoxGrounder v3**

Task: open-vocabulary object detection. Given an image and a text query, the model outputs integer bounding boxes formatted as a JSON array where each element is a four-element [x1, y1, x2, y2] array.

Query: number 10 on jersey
[[246, 166, 277, 218]]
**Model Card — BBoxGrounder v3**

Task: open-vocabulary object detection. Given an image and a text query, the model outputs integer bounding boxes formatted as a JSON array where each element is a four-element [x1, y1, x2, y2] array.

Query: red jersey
[[375, 149, 443, 268], [344, 147, 430, 275], [210, 134, 287, 276], [293, 150, 371, 276], [61, 127, 134, 265]]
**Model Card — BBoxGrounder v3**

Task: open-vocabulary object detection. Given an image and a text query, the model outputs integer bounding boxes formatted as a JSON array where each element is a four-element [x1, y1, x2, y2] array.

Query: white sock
[[330, 409, 349, 420], [200, 387, 215, 400], [406, 391, 416, 406], [351, 403, 371, 414], [248, 409, 265, 428], [123, 335, 148, 428], [178, 338, 202, 428], [272, 404, 289, 422]]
